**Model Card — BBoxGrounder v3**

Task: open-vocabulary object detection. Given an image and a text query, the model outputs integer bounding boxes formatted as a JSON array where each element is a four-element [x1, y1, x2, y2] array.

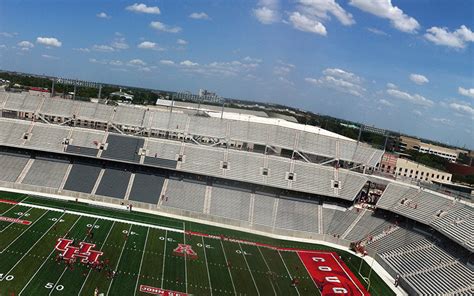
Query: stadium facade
[[0, 91, 472, 295]]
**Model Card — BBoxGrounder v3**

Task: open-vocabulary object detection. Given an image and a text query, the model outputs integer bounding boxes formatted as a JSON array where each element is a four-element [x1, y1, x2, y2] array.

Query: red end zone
[[0, 216, 31, 225], [298, 251, 369, 296], [0, 199, 19, 205]]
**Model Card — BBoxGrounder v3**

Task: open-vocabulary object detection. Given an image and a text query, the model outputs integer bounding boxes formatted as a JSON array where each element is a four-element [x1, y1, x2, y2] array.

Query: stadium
[[0, 91, 472, 296]]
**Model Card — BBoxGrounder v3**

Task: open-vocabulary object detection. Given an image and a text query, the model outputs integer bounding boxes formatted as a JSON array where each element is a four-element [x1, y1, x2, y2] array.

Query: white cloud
[[0, 32, 17, 37], [306, 68, 366, 97], [367, 27, 388, 36], [386, 89, 434, 107], [449, 102, 474, 117], [386, 82, 397, 89], [73, 47, 90, 53], [18, 41, 34, 49], [322, 68, 362, 83], [177, 39, 188, 45], [189, 12, 209, 20], [126, 3, 160, 15], [92, 44, 115, 52], [41, 54, 59, 60], [297, 0, 355, 26], [36, 37, 62, 47], [253, 0, 280, 24], [254, 7, 279, 24], [242, 56, 262, 63], [379, 99, 393, 107], [424, 25, 474, 49], [160, 59, 175, 65], [150, 21, 181, 33], [0, 44, 6, 49], [431, 117, 453, 125], [278, 76, 295, 86], [409, 73, 429, 85], [349, 0, 420, 33], [458, 87, 474, 99], [180, 60, 199, 67], [289, 12, 327, 36], [97, 12, 111, 19], [137, 41, 164, 51], [111, 37, 129, 50], [128, 59, 147, 67], [109, 60, 123, 66]]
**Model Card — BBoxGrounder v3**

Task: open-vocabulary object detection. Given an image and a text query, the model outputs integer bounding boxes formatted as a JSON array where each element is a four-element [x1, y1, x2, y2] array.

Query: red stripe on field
[[0, 216, 31, 225], [0, 199, 19, 205], [139, 285, 188, 295], [298, 251, 369, 296]]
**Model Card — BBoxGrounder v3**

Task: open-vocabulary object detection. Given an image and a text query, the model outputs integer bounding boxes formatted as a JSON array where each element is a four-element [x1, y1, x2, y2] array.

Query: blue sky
[[0, 0, 473, 149]]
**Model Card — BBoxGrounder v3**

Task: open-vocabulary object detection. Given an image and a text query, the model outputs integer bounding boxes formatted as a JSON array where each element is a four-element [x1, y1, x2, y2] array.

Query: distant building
[[110, 89, 133, 103], [395, 135, 466, 162], [378, 152, 452, 183], [172, 90, 222, 104]]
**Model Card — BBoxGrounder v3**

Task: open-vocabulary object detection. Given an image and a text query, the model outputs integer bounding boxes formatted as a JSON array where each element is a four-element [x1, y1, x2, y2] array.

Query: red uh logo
[[55, 238, 103, 264], [173, 244, 198, 259]]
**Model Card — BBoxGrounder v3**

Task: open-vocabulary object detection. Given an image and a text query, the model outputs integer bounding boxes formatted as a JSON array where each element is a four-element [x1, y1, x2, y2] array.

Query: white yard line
[[201, 236, 213, 296], [183, 224, 188, 294], [278, 250, 300, 296], [238, 242, 260, 296], [160, 230, 168, 288], [329, 252, 365, 296], [219, 239, 237, 295], [134, 227, 150, 296], [18, 215, 80, 296], [78, 221, 116, 296], [19, 202, 183, 234], [0, 210, 49, 253], [1, 211, 63, 281], [50, 218, 99, 295], [257, 246, 277, 295], [106, 224, 133, 295], [296, 252, 320, 293], [0, 207, 33, 233]]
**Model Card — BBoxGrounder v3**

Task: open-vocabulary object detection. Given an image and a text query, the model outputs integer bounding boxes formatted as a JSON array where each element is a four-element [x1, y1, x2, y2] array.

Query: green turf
[[0, 191, 395, 296]]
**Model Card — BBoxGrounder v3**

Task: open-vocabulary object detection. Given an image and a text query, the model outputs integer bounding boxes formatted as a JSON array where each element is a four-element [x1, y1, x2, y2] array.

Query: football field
[[0, 192, 378, 296]]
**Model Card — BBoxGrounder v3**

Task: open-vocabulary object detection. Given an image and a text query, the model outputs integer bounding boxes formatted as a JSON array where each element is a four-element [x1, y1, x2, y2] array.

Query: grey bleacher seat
[[0, 118, 30, 147], [39, 97, 76, 118], [338, 171, 367, 200], [180, 145, 223, 176], [128, 173, 165, 204], [95, 168, 131, 199], [0, 152, 29, 182], [69, 128, 104, 149], [75, 101, 113, 123], [326, 208, 359, 236], [24, 124, 69, 152], [145, 139, 180, 160], [431, 206, 474, 250], [143, 157, 177, 169], [377, 183, 411, 210], [344, 211, 391, 242], [188, 116, 227, 138], [253, 194, 275, 226], [367, 227, 425, 254], [162, 179, 206, 213], [3, 93, 43, 113], [322, 207, 336, 234], [101, 134, 144, 162], [210, 186, 251, 221], [226, 150, 265, 184], [22, 158, 69, 188], [298, 131, 337, 158], [113, 105, 145, 127], [266, 157, 290, 188], [275, 198, 319, 233], [63, 163, 101, 193], [292, 162, 333, 197], [144, 110, 187, 131]]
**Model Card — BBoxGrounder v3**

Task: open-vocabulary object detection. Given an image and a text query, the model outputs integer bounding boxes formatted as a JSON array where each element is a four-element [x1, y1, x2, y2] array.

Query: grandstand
[[0, 92, 472, 295]]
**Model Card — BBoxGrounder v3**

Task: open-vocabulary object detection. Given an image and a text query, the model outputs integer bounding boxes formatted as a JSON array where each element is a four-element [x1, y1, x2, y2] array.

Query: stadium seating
[[24, 124, 68, 152], [128, 173, 165, 204], [95, 168, 132, 199], [210, 186, 251, 221], [0, 152, 29, 182], [21, 158, 69, 188], [63, 163, 102, 193], [101, 134, 144, 163], [180, 145, 224, 176], [252, 193, 276, 226], [113, 105, 145, 127], [275, 197, 319, 233], [162, 179, 206, 213]]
